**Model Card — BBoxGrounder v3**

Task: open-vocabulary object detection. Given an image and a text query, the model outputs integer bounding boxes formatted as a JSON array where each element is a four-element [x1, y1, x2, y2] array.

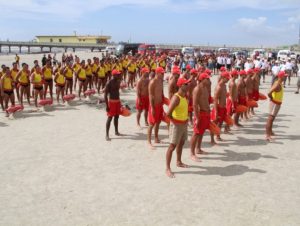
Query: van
[[116, 43, 141, 56], [104, 46, 116, 55], [138, 44, 156, 55], [277, 50, 291, 61], [251, 49, 265, 58], [182, 47, 195, 57]]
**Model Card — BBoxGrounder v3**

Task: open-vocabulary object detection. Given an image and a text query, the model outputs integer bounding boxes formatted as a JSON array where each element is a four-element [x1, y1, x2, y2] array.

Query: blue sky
[[0, 0, 300, 47]]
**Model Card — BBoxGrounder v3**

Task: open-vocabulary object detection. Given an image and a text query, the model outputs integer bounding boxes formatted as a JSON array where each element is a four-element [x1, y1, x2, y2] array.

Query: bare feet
[[196, 149, 208, 155], [166, 169, 175, 178], [148, 143, 155, 150], [137, 124, 142, 130], [190, 155, 201, 162], [210, 140, 217, 146], [154, 138, 161, 143], [266, 136, 274, 142], [115, 132, 121, 136], [234, 123, 243, 127], [271, 131, 275, 136], [177, 162, 189, 168], [216, 136, 223, 141], [106, 136, 111, 141]]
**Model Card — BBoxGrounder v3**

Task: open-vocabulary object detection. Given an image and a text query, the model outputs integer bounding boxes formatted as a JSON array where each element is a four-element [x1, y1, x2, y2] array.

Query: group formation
[[103, 55, 287, 178]]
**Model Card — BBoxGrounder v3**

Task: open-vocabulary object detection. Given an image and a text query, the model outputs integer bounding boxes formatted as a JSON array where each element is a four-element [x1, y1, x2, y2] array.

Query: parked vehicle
[[181, 47, 195, 57], [116, 43, 141, 56], [104, 46, 116, 55], [277, 50, 291, 61], [138, 44, 156, 55]]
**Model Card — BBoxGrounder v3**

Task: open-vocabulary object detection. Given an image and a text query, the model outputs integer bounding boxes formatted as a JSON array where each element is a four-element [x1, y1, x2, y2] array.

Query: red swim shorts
[[107, 99, 121, 117], [193, 111, 210, 135], [211, 106, 227, 124], [136, 95, 149, 111], [252, 89, 259, 101], [188, 98, 193, 112], [238, 96, 247, 106], [226, 97, 238, 116], [148, 103, 163, 125]]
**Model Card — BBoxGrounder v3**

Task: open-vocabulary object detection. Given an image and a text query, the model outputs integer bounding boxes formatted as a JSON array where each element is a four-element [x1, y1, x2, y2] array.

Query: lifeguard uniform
[[169, 93, 188, 145], [78, 68, 86, 82], [55, 71, 65, 87], [211, 106, 227, 124], [43, 67, 53, 82], [2, 75, 14, 96], [65, 67, 73, 81], [18, 70, 30, 87], [148, 99, 163, 125], [269, 84, 283, 117], [32, 72, 43, 90]]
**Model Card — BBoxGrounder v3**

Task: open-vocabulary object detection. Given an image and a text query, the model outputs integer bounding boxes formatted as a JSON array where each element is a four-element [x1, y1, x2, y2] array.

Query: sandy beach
[[1, 52, 300, 226]]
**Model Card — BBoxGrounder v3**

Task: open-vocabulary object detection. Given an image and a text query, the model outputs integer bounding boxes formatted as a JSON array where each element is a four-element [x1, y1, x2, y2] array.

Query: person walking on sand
[[147, 67, 165, 149], [136, 67, 150, 128], [265, 71, 286, 142], [165, 77, 190, 178], [104, 69, 122, 141]]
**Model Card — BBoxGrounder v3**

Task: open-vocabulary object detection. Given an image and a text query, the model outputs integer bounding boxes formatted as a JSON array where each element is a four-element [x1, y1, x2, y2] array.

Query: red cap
[[277, 71, 287, 78], [221, 71, 230, 79], [186, 64, 191, 70], [240, 70, 247, 75], [177, 78, 190, 87], [172, 65, 180, 70], [254, 67, 261, 73], [172, 68, 181, 75], [155, 67, 165, 74], [220, 66, 227, 72], [112, 69, 121, 76], [231, 70, 239, 77], [141, 67, 149, 74], [205, 69, 212, 75], [190, 69, 198, 75], [247, 69, 254, 75], [198, 73, 211, 81]]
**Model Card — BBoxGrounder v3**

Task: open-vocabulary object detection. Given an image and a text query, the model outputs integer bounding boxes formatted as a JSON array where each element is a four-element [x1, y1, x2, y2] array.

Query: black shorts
[[45, 79, 53, 83], [66, 78, 73, 81], [4, 90, 13, 96], [34, 86, 43, 91]]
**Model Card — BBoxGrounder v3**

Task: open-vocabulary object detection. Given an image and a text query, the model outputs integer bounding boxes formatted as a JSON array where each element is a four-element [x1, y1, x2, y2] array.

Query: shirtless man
[[136, 67, 150, 128], [236, 70, 247, 126], [168, 68, 180, 99], [166, 77, 190, 178], [245, 69, 254, 117], [266, 71, 286, 141], [252, 68, 260, 102], [147, 67, 165, 149], [213, 71, 230, 141], [225, 70, 239, 133], [104, 69, 122, 141], [187, 69, 198, 125], [190, 73, 211, 161]]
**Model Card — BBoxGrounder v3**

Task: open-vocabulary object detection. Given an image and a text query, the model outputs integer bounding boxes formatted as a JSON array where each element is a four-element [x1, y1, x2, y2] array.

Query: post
[[28, 46, 30, 53], [19, 46, 21, 53], [8, 45, 11, 53], [49, 47, 52, 52]]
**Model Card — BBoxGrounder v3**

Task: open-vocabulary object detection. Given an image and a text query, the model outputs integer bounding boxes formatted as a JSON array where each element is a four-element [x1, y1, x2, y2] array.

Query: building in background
[[35, 34, 111, 44]]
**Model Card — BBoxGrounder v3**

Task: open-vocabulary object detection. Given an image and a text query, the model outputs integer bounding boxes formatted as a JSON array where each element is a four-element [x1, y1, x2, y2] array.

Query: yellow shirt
[[11, 69, 19, 82], [92, 63, 98, 74], [172, 93, 188, 121], [272, 84, 283, 104], [3, 75, 13, 91], [19, 70, 29, 84], [97, 66, 105, 78], [122, 59, 128, 68], [65, 67, 73, 79], [128, 63, 136, 73], [73, 63, 81, 73], [56, 72, 65, 85], [78, 68, 86, 80], [44, 67, 52, 80], [86, 64, 92, 75], [33, 72, 42, 86]]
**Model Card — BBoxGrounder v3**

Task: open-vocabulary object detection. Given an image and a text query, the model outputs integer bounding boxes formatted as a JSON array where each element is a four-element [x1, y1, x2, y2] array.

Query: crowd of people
[[0, 51, 298, 178]]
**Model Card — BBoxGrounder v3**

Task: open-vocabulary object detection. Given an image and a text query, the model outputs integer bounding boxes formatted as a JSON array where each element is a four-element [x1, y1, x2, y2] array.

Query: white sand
[[1, 52, 300, 226]]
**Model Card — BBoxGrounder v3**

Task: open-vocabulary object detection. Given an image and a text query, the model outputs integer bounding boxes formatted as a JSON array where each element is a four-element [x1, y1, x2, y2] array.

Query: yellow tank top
[[92, 63, 98, 73], [3, 76, 13, 90], [74, 63, 81, 73], [56, 72, 65, 85], [65, 67, 73, 78], [272, 84, 283, 104], [97, 66, 105, 78], [86, 65, 92, 75], [78, 68, 86, 80], [19, 70, 29, 84], [151, 61, 157, 70], [11, 69, 19, 82], [171, 93, 188, 121], [122, 60, 128, 68], [44, 67, 52, 79], [159, 60, 166, 68], [33, 72, 42, 86], [128, 63, 136, 73]]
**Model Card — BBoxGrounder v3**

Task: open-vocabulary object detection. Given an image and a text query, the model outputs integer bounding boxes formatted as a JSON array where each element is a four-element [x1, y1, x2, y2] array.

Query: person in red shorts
[[187, 68, 198, 126], [190, 72, 211, 161], [252, 68, 260, 101], [236, 70, 248, 125], [245, 68, 254, 116], [225, 69, 239, 133], [212, 71, 230, 141], [136, 67, 150, 128], [104, 69, 122, 141], [147, 67, 165, 149]]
